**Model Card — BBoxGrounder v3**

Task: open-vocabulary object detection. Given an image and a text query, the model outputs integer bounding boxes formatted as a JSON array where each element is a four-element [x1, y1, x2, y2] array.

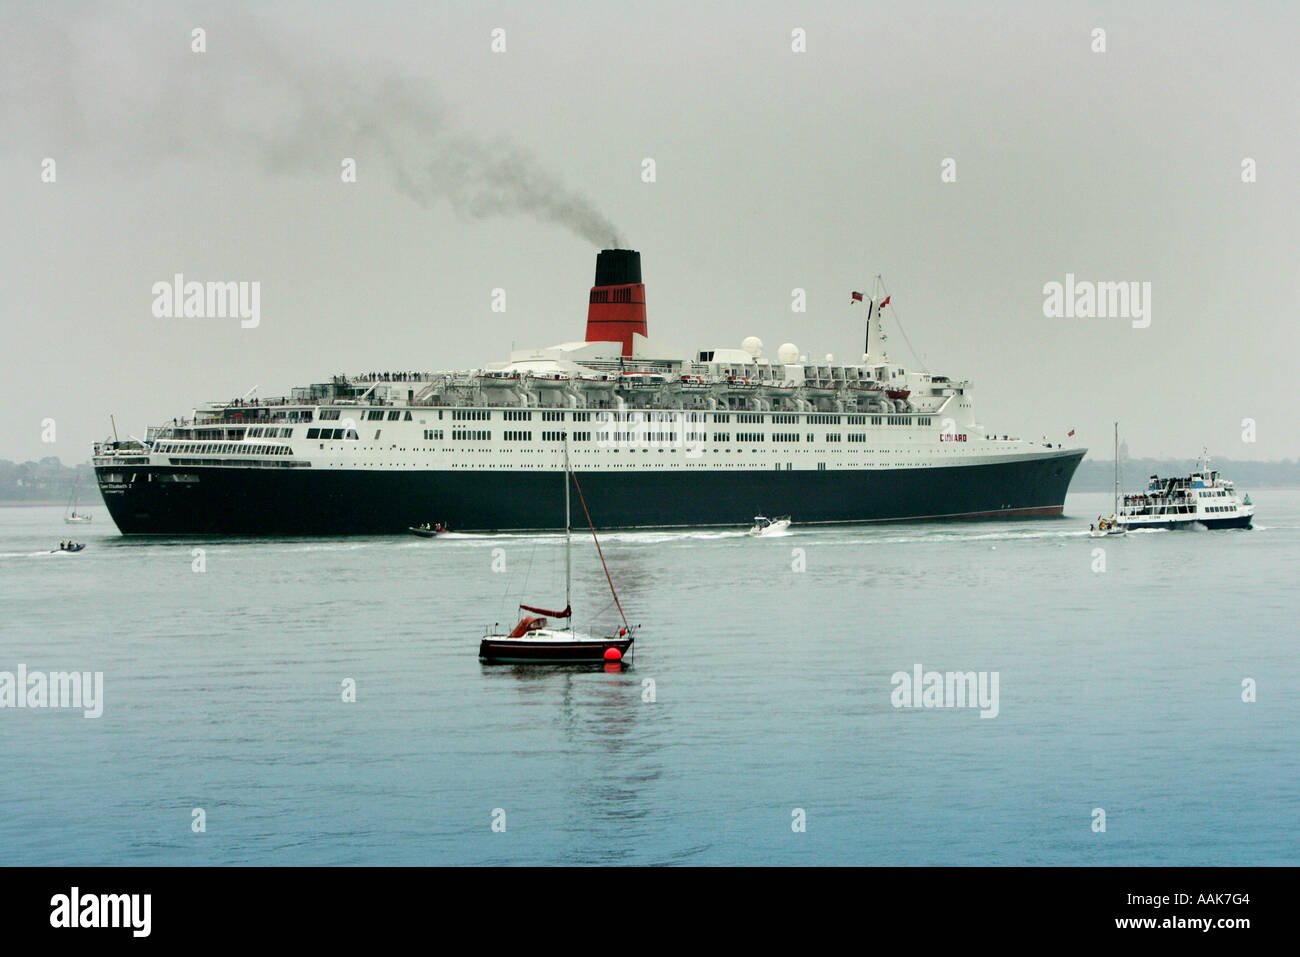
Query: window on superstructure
[[387, 411, 401, 421]]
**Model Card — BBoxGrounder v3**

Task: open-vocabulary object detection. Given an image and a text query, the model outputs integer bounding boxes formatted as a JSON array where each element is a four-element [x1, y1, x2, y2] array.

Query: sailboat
[[1090, 422, 1127, 537], [64, 476, 93, 524], [478, 439, 636, 664]]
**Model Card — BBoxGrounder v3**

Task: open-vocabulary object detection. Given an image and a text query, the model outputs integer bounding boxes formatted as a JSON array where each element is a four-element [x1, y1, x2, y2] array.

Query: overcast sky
[[2, 0, 1296, 463]]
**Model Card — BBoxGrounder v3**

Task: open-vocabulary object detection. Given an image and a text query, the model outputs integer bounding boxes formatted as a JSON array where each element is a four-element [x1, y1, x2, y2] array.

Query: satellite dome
[[825, 353, 834, 363], [777, 342, 799, 364], [741, 336, 763, 358]]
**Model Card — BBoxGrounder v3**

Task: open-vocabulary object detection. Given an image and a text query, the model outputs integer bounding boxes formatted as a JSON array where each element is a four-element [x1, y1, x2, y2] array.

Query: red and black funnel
[[585, 249, 646, 358]]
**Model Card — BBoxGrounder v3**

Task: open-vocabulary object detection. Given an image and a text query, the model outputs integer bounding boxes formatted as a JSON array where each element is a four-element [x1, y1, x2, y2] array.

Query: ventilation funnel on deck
[[585, 249, 646, 358]]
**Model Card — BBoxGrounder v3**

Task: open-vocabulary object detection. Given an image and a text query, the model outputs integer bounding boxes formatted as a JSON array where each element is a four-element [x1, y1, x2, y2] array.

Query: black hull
[[478, 637, 634, 664], [1123, 515, 1253, 531], [96, 451, 1084, 535]]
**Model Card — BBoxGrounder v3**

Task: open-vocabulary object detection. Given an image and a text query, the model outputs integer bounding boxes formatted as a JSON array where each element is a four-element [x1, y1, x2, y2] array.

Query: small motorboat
[[409, 523, 444, 538], [1089, 519, 1126, 538], [749, 515, 792, 536], [55, 542, 86, 553]]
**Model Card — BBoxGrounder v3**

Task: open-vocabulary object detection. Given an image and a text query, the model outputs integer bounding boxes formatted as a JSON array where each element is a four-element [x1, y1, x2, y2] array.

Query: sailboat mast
[[564, 435, 571, 629], [1113, 422, 1120, 515]]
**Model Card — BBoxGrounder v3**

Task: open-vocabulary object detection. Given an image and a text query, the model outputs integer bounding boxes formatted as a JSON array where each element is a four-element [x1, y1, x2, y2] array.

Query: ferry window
[[345, 430, 359, 440], [307, 428, 320, 439], [404, 411, 412, 420], [387, 411, 401, 421]]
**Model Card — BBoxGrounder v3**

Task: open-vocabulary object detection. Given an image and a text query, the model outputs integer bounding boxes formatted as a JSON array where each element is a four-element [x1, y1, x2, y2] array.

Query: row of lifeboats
[[471, 369, 912, 405]]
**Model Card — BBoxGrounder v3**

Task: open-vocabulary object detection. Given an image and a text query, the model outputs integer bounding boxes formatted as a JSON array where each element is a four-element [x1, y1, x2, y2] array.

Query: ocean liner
[[93, 249, 1085, 534]]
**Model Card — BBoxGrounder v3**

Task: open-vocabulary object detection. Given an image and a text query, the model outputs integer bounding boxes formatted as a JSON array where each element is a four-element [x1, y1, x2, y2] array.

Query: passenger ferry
[[93, 249, 1086, 534], [1116, 458, 1253, 530]]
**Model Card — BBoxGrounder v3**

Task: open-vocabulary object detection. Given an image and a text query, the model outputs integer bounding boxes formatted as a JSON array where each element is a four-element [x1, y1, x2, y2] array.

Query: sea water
[[1, 491, 1295, 865]]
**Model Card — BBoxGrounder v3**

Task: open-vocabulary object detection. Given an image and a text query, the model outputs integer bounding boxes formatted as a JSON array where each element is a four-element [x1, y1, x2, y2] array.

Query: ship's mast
[[863, 274, 886, 362]]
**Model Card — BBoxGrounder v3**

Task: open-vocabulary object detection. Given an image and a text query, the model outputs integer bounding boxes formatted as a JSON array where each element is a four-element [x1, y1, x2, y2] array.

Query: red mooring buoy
[[603, 647, 623, 661]]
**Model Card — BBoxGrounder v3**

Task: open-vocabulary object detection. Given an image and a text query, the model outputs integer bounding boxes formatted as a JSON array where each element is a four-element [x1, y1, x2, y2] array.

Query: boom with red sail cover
[[520, 603, 571, 618]]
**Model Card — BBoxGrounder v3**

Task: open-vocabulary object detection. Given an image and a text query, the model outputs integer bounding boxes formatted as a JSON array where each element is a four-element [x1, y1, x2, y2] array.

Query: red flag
[[1067, 429, 1075, 437], [851, 291, 864, 303], [879, 295, 891, 309]]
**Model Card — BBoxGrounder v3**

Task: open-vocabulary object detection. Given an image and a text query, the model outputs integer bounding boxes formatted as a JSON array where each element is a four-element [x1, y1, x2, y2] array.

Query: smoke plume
[[0, 6, 624, 247]]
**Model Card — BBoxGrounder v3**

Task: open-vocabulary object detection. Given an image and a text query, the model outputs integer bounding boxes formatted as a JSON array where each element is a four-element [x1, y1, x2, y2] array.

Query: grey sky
[[2, 0, 1297, 463]]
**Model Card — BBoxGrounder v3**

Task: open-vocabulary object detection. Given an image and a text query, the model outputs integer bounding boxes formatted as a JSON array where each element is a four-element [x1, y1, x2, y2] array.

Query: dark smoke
[[0, 6, 624, 247]]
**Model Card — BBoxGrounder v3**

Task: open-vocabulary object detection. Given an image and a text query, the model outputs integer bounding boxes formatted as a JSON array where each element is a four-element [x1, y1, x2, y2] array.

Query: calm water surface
[[1, 491, 1296, 865]]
